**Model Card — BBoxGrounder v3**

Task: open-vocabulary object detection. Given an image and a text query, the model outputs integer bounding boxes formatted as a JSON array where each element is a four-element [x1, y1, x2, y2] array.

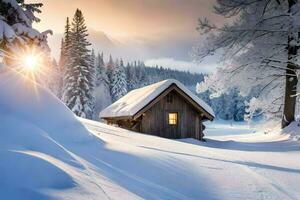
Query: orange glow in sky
[[29, 0, 221, 39], [27, 0, 223, 73]]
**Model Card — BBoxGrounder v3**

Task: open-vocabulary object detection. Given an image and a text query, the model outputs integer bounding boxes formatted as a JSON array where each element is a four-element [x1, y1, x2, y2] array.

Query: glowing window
[[168, 113, 178, 125]]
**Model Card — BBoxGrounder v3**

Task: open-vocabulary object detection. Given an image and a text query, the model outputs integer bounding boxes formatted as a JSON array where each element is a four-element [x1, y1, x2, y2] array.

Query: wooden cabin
[[100, 79, 214, 140]]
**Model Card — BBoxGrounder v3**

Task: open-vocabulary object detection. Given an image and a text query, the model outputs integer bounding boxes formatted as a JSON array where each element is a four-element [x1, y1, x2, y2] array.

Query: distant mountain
[[48, 29, 117, 60], [89, 29, 117, 53], [48, 29, 213, 74]]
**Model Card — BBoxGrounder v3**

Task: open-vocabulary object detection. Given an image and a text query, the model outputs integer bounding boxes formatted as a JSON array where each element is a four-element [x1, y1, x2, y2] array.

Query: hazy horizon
[[29, 0, 223, 73]]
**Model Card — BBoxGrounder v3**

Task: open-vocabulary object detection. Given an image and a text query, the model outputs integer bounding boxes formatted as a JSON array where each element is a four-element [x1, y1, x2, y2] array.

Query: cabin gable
[[140, 89, 204, 139], [133, 84, 213, 121]]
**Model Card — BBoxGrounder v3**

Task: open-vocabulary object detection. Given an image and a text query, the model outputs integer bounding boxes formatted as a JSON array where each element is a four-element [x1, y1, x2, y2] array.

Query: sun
[[23, 54, 41, 71], [1, 46, 47, 80]]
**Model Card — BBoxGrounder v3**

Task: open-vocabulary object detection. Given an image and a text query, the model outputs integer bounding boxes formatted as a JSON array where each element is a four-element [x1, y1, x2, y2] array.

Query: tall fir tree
[[45, 58, 62, 97], [89, 49, 96, 115], [106, 54, 114, 83], [126, 62, 138, 91], [58, 18, 72, 99], [90, 49, 96, 84], [62, 9, 94, 119], [56, 39, 65, 98], [58, 18, 71, 71], [95, 53, 109, 87], [111, 59, 127, 102], [93, 52, 112, 119]]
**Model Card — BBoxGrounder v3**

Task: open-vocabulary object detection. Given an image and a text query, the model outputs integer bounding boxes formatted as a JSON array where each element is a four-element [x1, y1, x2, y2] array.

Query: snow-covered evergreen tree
[[0, 0, 61, 97], [45, 58, 61, 96], [235, 96, 246, 121], [90, 49, 96, 83], [58, 18, 72, 99], [195, 0, 300, 126], [56, 39, 65, 98], [62, 9, 94, 119], [111, 59, 127, 102], [95, 53, 109, 87], [126, 62, 139, 91], [106, 54, 114, 84], [93, 53, 112, 119], [89, 49, 96, 114], [59, 17, 71, 70], [0, 0, 51, 69], [198, 86, 246, 121], [197, 89, 211, 107]]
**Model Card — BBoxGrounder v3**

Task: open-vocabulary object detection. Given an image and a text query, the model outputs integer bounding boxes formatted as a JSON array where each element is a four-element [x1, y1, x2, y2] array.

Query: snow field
[[1, 71, 300, 199]]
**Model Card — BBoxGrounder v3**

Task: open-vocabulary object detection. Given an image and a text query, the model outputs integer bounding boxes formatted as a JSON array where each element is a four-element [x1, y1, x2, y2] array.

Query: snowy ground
[[205, 120, 257, 136], [2, 71, 300, 200], [83, 119, 300, 200]]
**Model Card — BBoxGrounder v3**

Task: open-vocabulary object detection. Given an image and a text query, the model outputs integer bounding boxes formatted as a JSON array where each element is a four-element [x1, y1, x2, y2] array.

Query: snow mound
[[282, 122, 300, 141], [0, 71, 136, 200], [100, 79, 215, 119], [0, 71, 91, 143]]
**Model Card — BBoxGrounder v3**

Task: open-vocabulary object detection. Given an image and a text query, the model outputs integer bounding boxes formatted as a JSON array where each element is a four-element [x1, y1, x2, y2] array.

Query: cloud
[[145, 57, 219, 74]]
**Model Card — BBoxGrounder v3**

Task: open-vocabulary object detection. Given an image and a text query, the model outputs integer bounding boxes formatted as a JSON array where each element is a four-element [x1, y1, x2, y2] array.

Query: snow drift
[[0, 71, 91, 143], [0, 72, 135, 199], [282, 121, 300, 141]]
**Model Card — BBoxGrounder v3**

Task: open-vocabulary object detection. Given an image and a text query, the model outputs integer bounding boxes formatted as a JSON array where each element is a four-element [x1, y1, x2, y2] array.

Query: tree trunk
[[282, 0, 299, 128], [282, 64, 298, 128]]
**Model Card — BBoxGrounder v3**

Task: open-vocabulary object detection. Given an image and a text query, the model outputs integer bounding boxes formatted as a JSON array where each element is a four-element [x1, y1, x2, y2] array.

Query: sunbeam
[[0, 46, 49, 100]]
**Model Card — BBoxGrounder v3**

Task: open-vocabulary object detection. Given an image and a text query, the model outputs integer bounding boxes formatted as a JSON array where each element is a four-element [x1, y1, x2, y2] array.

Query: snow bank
[[100, 79, 215, 119], [282, 122, 300, 141], [0, 71, 91, 142], [0, 71, 135, 200]]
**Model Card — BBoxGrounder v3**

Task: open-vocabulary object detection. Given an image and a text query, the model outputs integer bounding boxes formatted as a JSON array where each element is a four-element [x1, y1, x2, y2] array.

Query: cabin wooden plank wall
[[140, 90, 203, 140]]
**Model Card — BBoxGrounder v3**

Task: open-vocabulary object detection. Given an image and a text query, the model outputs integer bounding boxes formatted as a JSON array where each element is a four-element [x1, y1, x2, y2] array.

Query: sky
[[29, 0, 223, 74]]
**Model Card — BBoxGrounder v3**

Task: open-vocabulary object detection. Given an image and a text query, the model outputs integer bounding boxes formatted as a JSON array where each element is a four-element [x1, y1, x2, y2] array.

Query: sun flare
[[23, 54, 40, 71]]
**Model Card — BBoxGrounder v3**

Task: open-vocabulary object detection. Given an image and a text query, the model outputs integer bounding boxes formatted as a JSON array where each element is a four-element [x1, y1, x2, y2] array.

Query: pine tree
[[46, 58, 61, 97], [93, 52, 112, 119], [62, 9, 94, 119], [58, 18, 72, 99], [58, 17, 71, 72], [64, 17, 71, 50], [111, 59, 127, 102], [89, 49, 96, 115], [95, 53, 109, 87], [0, 0, 50, 68], [106, 54, 114, 84], [126, 62, 139, 91], [56, 39, 65, 98], [197, 90, 211, 107], [90, 49, 96, 84]]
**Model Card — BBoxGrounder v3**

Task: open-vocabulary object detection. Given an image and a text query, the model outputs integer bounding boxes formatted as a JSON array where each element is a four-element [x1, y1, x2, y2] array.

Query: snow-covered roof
[[100, 79, 215, 119]]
